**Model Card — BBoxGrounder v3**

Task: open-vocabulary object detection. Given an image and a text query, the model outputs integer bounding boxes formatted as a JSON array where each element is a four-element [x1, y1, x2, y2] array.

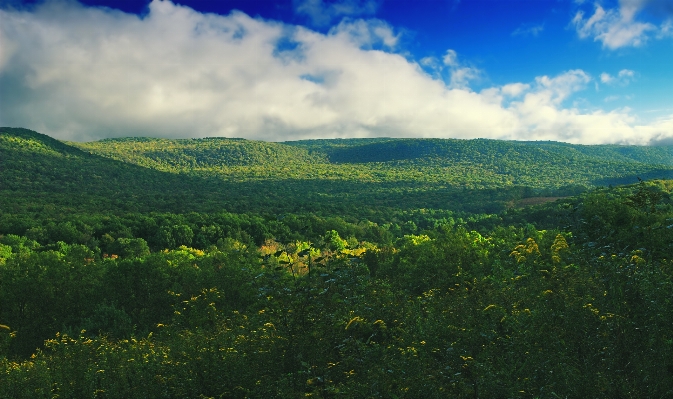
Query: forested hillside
[[71, 136, 327, 170], [2, 127, 673, 397], [65, 129, 673, 215], [72, 134, 673, 188], [290, 137, 673, 166]]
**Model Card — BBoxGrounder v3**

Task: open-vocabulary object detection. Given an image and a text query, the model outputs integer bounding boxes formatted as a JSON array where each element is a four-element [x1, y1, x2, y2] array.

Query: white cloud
[[500, 83, 531, 98], [639, 117, 673, 145], [512, 23, 544, 37], [572, 0, 672, 49], [417, 50, 481, 89], [328, 18, 398, 49], [419, 56, 439, 68], [618, 69, 635, 78], [572, 3, 654, 48], [449, 66, 481, 90], [600, 69, 637, 85], [534, 70, 592, 105], [658, 19, 673, 38], [440, 49, 482, 89], [0, 0, 671, 145], [295, 0, 380, 27], [442, 49, 458, 67]]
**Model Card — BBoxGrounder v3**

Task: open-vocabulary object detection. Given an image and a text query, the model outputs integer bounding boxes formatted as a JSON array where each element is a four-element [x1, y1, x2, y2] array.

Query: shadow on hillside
[[593, 169, 673, 187]]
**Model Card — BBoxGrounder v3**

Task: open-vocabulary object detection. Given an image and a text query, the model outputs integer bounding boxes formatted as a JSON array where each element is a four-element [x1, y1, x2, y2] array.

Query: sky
[[0, 0, 672, 144]]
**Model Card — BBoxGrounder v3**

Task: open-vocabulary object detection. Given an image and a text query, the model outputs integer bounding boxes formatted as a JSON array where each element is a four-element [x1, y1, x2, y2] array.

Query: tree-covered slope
[[76, 134, 673, 189], [4, 128, 673, 217], [524, 140, 673, 166], [287, 137, 673, 165], [0, 128, 232, 215], [69, 136, 327, 171], [288, 138, 673, 182], [1, 128, 503, 216]]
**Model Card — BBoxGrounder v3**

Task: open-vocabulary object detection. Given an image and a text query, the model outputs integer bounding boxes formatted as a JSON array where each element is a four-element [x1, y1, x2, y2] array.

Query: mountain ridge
[[67, 131, 673, 187], [68, 133, 673, 168], [3, 127, 673, 216]]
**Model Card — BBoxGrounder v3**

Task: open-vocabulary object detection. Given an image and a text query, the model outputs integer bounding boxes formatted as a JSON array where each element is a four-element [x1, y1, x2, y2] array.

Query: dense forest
[[1, 127, 673, 397]]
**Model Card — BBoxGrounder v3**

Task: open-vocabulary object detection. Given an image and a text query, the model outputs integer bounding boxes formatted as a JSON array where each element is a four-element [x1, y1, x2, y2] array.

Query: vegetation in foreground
[[1, 127, 672, 397]]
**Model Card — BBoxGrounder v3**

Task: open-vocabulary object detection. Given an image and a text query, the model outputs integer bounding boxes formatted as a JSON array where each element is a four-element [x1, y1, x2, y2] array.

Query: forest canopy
[[1, 127, 673, 398]]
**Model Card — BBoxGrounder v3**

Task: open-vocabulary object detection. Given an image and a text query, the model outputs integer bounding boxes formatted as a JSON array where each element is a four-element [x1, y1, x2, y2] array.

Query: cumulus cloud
[[294, 0, 380, 27], [440, 49, 482, 89], [0, 0, 671, 145], [501, 83, 531, 98], [328, 17, 398, 49], [572, 0, 672, 49], [572, 2, 654, 48]]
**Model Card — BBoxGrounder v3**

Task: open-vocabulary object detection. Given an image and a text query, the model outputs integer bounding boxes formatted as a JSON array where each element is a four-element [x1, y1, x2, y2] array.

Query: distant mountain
[[69, 136, 326, 171], [287, 137, 673, 166], [285, 138, 673, 186], [3, 127, 673, 217], [72, 135, 673, 186]]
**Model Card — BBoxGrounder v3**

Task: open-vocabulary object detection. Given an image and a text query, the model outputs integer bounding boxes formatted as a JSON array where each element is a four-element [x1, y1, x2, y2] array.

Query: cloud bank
[[0, 0, 671, 144]]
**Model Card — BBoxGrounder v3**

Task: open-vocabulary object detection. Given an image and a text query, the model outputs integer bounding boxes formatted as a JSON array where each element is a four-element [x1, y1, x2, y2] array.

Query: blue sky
[[1, 0, 672, 144]]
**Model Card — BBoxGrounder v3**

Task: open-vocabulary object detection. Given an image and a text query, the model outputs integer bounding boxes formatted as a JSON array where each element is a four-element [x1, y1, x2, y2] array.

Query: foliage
[[2, 127, 673, 397]]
